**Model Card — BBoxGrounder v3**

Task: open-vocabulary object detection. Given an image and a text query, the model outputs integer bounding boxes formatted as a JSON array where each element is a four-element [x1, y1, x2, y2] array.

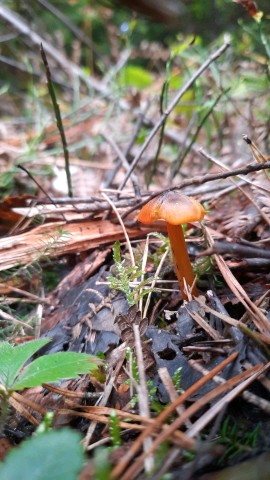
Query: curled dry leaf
[[115, 304, 148, 347], [115, 305, 154, 370]]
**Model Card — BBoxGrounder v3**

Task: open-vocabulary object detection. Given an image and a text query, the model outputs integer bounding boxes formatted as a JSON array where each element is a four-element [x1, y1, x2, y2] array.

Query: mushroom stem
[[166, 223, 198, 300]]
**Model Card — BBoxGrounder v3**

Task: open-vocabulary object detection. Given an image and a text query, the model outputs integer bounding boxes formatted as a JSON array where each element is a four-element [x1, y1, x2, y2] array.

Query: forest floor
[[0, 2, 270, 479]]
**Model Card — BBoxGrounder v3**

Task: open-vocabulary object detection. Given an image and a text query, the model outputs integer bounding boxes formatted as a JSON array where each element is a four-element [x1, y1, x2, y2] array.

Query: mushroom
[[137, 190, 205, 300]]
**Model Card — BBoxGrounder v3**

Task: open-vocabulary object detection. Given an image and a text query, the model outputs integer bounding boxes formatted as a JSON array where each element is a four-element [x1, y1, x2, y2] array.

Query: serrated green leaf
[[0, 429, 84, 480], [112, 241, 121, 263], [12, 351, 102, 390], [0, 339, 51, 391]]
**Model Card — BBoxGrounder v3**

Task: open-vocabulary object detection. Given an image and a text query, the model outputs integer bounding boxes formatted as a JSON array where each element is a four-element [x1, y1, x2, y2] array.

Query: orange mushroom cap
[[137, 191, 205, 226]]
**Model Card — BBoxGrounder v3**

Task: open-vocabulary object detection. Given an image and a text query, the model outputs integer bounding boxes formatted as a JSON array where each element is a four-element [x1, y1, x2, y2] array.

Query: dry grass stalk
[[133, 324, 154, 473], [205, 227, 270, 335], [118, 363, 264, 480], [111, 352, 238, 479]]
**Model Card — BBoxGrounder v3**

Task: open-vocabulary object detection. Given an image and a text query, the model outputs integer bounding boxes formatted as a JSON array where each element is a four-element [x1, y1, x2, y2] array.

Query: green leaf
[[0, 339, 51, 391], [109, 410, 122, 447], [0, 429, 84, 480], [170, 36, 201, 59], [0, 171, 15, 190], [232, 74, 269, 99], [112, 241, 121, 263], [93, 447, 111, 480], [12, 351, 101, 390], [119, 65, 153, 90]]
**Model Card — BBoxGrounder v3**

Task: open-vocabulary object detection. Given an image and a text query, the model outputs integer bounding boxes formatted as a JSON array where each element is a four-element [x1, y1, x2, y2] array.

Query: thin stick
[[101, 192, 135, 268], [119, 38, 231, 189], [16, 165, 67, 222], [123, 158, 270, 219], [243, 134, 270, 181], [34, 155, 270, 213], [37, 0, 98, 53], [186, 362, 270, 438], [199, 149, 270, 194], [199, 241, 270, 259], [143, 247, 169, 318], [189, 360, 270, 414], [120, 364, 262, 480], [0, 282, 49, 304], [101, 130, 138, 185], [172, 88, 230, 176], [202, 150, 270, 226], [40, 43, 73, 197], [111, 352, 238, 479], [0, 308, 33, 330], [133, 324, 154, 474], [139, 236, 149, 313], [0, 5, 108, 96]]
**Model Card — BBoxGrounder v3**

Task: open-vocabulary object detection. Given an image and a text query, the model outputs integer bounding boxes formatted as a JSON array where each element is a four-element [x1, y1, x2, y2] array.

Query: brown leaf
[[115, 305, 149, 347], [1, 193, 36, 208], [0, 205, 23, 235], [233, 0, 263, 21], [0, 194, 36, 235]]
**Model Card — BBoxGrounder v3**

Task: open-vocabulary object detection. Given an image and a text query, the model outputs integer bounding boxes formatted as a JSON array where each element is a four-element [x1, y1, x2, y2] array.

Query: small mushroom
[[137, 190, 205, 300]]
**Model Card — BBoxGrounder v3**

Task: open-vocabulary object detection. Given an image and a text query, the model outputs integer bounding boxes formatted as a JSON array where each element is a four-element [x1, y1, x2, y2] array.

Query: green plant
[[93, 447, 112, 480], [0, 135, 48, 200], [172, 367, 182, 393], [0, 167, 18, 199], [35, 411, 54, 434], [0, 228, 72, 339], [40, 44, 73, 197], [193, 255, 214, 278], [193, 255, 224, 288], [42, 264, 62, 292], [154, 440, 170, 472], [0, 303, 34, 341], [125, 349, 162, 413], [237, 2, 270, 60], [0, 428, 84, 480], [129, 379, 163, 414], [0, 338, 102, 427], [150, 232, 170, 268], [118, 64, 153, 90], [109, 410, 122, 448], [218, 416, 261, 464], [0, 338, 102, 391], [108, 241, 155, 305], [125, 346, 139, 382]]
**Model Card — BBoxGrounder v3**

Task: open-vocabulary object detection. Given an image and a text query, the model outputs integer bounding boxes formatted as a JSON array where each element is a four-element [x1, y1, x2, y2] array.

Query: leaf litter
[[0, 3, 270, 479]]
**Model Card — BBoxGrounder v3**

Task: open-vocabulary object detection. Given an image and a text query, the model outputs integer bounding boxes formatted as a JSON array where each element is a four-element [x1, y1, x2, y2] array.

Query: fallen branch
[[119, 39, 231, 189], [123, 158, 270, 218], [199, 240, 270, 259]]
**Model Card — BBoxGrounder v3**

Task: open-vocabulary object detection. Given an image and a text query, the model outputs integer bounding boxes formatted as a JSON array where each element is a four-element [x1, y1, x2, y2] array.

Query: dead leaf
[[115, 304, 148, 346], [233, 0, 263, 21], [0, 219, 166, 271]]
